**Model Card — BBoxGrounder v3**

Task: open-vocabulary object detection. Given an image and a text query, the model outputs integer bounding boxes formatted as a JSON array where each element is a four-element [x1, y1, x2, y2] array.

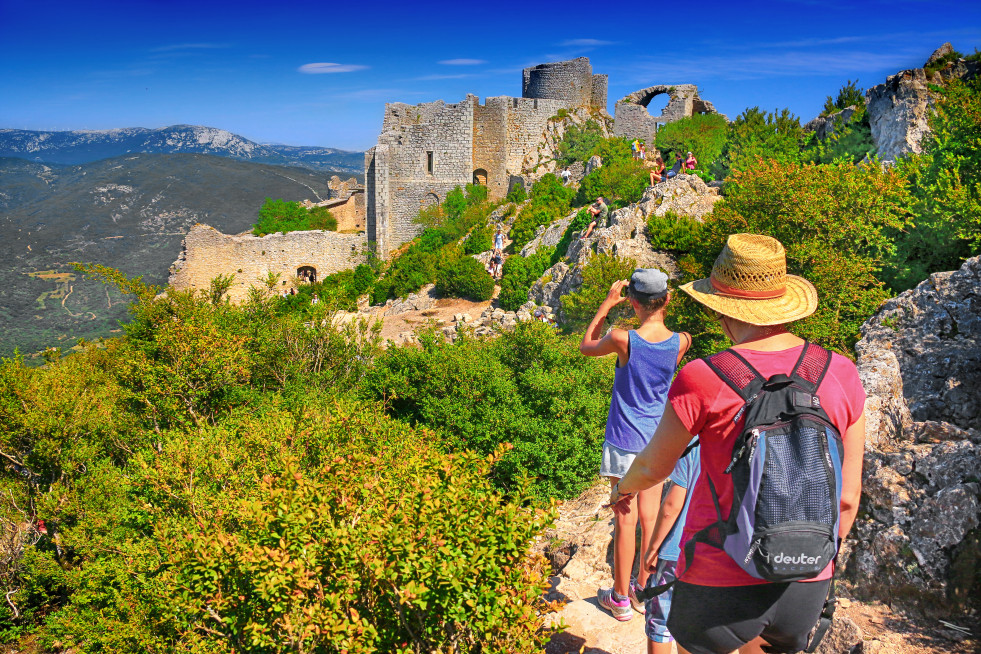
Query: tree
[[822, 79, 865, 116], [714, 107, 809, 179], [556, 120, 604, 165], [655, 113, 728, 170]]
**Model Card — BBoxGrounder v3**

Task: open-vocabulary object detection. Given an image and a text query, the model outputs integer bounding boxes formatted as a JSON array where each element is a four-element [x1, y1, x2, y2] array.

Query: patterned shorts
[[645, 558, 679, 643]]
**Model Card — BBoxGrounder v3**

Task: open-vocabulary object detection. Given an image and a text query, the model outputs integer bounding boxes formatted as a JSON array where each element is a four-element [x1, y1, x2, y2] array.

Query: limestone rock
[[813, 614, 863, 654], [584, 155, 602, 176], [521, 210, 576, 257], [387, 284, 436, 315], [804, 106, 859, 141], [926, 43, 955, 66], [846, 255, 981, 612]]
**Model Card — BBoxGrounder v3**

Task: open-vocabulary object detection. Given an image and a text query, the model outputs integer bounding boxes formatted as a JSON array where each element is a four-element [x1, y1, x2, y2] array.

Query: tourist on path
[[561, 167, 572, 185], [490, 249, 503, 279], [580, 269, 691, 622], [610, 234, 867, 653], [581, 196, 608, 240], [642, 439, 700, 654], [494, 227, 504, 251]]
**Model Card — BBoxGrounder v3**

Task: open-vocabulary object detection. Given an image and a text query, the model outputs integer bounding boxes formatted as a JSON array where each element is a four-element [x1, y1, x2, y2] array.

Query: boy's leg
[[645, 559, 679, 654], [610, 477, 638, 597], [635, 483, 662, 587]]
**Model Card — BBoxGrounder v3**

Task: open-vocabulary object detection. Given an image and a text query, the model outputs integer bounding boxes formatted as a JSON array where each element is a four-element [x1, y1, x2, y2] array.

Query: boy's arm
[[579, 280, 629, 358], [643, 483, 689, 572]]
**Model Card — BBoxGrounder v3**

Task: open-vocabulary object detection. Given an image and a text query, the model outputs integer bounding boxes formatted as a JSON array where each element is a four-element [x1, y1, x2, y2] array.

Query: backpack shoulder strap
[[703, 348, 765, 401], [790, 341, 833, 394]]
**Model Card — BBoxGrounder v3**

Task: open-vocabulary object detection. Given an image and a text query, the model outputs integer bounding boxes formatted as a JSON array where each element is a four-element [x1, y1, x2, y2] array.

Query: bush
[[509, 175, 574, 249], [435, 255, 495, 301], [714, 107, 809, 179], [252, 198, 336, 236], [655, 113, 728, 171], [556, 120, 604, 165], [647, 211, 707, 253], [560, 253, 637, 326], [363, 322, 613, 500], [498, 247, 555, 311], [464, 224, 493, 255], [506, 184, 527, 204], [822, 79, 866, 116], [575, 157, 649, 207]]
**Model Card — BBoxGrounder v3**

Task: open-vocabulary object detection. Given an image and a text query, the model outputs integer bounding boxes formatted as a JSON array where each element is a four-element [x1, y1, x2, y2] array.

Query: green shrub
[[509, 175, 574, 249], [575, 157, 649, 207], [560, 253, 637, 326], [252, 198, 336, 236], [506, 184, 527, 204], [465, 182, 488, 205], [443, 186, 468, 221], [551, 209, 593, 264], [924, 49, 964, 75], [556, 120, 604, 165], [647, 211, 707, 252], [464, 224, 493, 255], [655, 113, 728, 172], [498, 247, 555, 311], [713, 107, 809, 179], [821, 79, 866, 116], [435, 255, 495, 301], [363, 322, 612, 500]]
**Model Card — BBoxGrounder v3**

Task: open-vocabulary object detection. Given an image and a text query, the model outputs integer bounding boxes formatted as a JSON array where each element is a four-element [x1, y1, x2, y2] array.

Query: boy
[[643, 439, 700, 651]]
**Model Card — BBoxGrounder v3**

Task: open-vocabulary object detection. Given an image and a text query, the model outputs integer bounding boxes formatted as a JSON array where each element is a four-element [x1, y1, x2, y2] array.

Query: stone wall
[[613, 84, 724, 145], [521, 57, 605, 110], [169, 224, 368, 303], [367, 58, 610, 259]]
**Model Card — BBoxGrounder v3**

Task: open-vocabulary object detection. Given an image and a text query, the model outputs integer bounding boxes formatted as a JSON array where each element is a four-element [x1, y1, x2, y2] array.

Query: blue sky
[[1, 0, 979, 151]]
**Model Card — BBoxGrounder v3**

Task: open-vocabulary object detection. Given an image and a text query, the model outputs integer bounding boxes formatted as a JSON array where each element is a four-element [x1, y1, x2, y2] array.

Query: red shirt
[[668, 344, 866, 586]]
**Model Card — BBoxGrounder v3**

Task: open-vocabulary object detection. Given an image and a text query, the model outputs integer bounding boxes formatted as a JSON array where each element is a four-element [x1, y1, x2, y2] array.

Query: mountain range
[[0, 153, 343, 358], [0, 125, 364, 174]]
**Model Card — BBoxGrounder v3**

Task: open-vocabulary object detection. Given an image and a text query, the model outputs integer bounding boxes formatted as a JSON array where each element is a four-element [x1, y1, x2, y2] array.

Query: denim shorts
[[599, 440, 637, 479], [645, 558, 679, 643]]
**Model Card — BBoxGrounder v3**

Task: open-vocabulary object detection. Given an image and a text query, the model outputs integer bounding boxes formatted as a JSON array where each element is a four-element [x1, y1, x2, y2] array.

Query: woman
[[650, 156, 666, 185], [684, 151, 698, 172], [611, 234, 866, 653], [580, 268, 691, 621]]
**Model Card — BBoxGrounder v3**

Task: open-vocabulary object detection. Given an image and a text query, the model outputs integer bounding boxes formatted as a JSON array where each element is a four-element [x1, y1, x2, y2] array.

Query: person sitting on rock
[[581, 196, 608, 240], [666, 153, 683, 179], [579, 269, 691, 622], [650, 156, 667, 186], [684, 151, 698, 172]]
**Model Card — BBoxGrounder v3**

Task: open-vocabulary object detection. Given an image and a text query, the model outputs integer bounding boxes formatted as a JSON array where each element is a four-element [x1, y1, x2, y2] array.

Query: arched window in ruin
[[422, 192, 440, 208], [297, 266, 317, 284], [473, 169, 488, 186]]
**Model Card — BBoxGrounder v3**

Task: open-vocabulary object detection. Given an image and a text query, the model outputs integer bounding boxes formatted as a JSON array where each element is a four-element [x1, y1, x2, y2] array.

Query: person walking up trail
[[580, 268, 691, 622], [581, 196, 608, 240], [611, 234, 867, 653], [642, 439, 700, 654]]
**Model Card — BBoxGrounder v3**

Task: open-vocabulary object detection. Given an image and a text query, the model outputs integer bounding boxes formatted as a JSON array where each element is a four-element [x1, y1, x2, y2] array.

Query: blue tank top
[[604, 331, 681, 452]]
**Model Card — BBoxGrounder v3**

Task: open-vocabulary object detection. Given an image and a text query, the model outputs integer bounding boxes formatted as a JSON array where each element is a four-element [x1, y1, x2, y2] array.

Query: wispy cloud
[[150, 43, 230, 53], [413, 73, 472, 81], [336, 88, 424, 101], [438, 58, 487, 65], [559, 38, 615, 47], [299, 62, 369, 74]]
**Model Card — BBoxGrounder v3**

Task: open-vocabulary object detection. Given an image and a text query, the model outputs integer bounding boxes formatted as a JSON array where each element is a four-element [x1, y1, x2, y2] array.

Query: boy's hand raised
[[602, 279, 629, 309]]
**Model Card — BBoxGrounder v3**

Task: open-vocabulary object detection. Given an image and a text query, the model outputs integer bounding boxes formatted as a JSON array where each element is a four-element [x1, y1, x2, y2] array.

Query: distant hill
[[0, 153, 343, 357], [0, 125, 364, 174]]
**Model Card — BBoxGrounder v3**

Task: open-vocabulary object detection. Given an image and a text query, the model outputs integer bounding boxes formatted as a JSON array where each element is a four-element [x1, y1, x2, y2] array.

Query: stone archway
[[297, 265, 317, 283], [613, 84, 724, 145], [473, 168, 488, 186], [422, 192, 440, 208]]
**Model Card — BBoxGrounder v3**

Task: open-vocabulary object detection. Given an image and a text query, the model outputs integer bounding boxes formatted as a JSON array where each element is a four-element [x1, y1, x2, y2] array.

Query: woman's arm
[[611, 403, 694, 506], [838, 411, 866, 540], [579, 280, 630, 360]]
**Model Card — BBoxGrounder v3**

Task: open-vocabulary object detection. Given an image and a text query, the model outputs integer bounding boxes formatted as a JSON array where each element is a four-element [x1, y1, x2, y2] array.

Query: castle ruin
[[613, 84, 724, 149], [365, 57, 608, 258]]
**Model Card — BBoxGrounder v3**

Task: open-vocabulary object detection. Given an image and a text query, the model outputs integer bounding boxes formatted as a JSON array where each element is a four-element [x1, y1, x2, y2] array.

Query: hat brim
[[679, 275, 818, 326]]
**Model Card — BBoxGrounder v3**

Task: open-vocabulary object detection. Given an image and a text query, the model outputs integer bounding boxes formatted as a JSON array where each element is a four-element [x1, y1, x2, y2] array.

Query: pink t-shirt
[[668, 344, 866, 587]]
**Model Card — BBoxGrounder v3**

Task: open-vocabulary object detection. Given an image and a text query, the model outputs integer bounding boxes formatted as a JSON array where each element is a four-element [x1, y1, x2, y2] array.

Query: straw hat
[[679, 233, 817, 326]]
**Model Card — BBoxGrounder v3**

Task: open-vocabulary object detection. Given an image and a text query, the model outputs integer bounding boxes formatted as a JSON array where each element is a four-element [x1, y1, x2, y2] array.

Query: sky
[[1, 0, 979, 151]]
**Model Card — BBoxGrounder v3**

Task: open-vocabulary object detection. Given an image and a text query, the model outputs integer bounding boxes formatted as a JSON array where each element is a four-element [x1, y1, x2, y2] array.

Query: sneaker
[[628, 579, 646, 614], [597, 587, 632, 622]]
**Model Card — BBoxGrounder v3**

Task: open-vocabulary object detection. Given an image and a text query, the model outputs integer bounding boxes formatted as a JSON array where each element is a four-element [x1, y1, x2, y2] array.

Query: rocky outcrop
[[844, 256, 981, 614], [866, 44, 979, 161], [528, 175, 718, 315], [804, 106, 859, 141]]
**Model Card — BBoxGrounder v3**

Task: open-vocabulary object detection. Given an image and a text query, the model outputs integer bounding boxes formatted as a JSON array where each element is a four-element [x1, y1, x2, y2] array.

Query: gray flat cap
[[631, 268, 668, 295]]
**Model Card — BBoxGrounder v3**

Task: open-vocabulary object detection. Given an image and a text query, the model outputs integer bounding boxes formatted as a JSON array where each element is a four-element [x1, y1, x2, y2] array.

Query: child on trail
[[490, 249, 503, 279], [561, 167, 572, 185], [579, 269, 691, 622], [581, 196, 608, 240], [494, 227, 504, 251], [642, 439, 700, 653]]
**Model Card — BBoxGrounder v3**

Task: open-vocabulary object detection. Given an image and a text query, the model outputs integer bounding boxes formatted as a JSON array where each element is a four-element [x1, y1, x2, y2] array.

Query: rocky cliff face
[[866, 43, 980, 162], [526, 174, 719, 316], [844, 255, 981, 613]]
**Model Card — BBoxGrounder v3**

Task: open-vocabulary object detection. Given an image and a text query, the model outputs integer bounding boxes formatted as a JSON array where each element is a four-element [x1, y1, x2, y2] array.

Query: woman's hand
[[644, 545, 660, 573]]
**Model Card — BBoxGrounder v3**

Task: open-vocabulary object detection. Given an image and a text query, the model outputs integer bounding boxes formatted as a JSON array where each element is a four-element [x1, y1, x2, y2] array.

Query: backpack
[[637, 342, 843, 651], [691, 341, 844, 582]]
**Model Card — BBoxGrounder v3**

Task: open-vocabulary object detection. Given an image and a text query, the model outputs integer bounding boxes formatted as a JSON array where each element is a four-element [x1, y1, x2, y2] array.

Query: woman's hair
[[627, 281, 668, 312]]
